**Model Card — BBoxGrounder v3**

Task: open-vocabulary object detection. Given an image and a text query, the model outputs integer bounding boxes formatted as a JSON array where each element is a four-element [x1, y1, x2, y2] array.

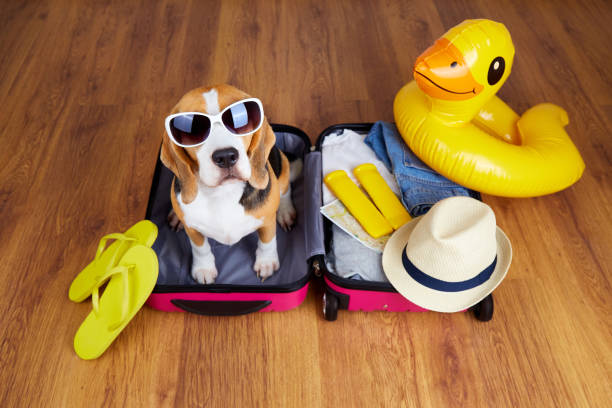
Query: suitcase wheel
[[323, 292, 339, 321], [471, 293, 494, 322]]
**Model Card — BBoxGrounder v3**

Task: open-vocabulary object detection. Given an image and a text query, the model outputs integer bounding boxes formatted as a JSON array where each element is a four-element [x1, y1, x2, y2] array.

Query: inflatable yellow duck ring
[[394, 19, 584, 197]]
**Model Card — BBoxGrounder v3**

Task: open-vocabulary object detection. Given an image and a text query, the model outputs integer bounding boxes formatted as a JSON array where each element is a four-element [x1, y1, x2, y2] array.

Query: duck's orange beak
[[414, 38, 484, 101]]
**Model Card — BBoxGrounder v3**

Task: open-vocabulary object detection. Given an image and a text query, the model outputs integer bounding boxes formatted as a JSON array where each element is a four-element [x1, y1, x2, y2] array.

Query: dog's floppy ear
[[247, 120, 275, 189], [160, 131, 199, 204]]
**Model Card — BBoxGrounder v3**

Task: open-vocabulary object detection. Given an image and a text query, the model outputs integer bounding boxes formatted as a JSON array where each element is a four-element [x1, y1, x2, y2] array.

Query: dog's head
[[161, 84, 275, 203]]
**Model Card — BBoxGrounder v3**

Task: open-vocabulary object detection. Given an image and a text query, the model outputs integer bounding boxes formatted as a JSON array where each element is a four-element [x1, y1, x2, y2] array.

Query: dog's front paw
[[192, 266, 218, 284], [254, 238, 280, 281], [191, 239, 217, 284], [277, 189, 296, 231], [254, 257, 279, 281]]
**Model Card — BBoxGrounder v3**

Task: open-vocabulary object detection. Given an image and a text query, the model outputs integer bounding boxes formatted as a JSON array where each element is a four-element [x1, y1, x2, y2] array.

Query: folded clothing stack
[[328, 224, 386, 281], [321, 128, 400, 205], [323, 122, 472, 282]]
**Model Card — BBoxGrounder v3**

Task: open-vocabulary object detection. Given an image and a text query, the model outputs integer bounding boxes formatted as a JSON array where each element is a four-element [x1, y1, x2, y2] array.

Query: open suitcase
[[144, 122, 494, 321], [145, 124, 326, 315], [312, 123, 495, 322]]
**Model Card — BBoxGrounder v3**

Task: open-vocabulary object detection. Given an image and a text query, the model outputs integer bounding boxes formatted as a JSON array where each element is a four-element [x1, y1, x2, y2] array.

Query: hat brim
[[382, 217, 512, 313]]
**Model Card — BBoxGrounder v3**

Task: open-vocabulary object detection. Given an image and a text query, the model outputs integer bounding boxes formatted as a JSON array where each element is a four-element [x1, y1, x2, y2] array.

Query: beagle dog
[[160, 84, 297, 284]]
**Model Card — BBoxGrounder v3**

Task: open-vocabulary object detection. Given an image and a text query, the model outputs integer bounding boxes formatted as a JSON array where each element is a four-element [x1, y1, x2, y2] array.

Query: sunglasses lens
[[169, 114, 211, 146], [222, 101, 262, 135]]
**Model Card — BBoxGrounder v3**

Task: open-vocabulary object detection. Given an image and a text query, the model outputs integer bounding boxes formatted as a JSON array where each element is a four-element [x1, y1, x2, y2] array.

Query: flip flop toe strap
[[91, 265, 134, 331], [95, 233, 137, 260]]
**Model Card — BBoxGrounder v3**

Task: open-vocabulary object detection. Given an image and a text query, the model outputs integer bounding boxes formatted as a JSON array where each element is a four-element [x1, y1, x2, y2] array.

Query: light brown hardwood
[[1, 0, 611, 406]]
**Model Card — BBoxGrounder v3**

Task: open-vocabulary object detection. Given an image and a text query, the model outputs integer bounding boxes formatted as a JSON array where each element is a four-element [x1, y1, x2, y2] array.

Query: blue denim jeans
[[364, 121, 472, 217]]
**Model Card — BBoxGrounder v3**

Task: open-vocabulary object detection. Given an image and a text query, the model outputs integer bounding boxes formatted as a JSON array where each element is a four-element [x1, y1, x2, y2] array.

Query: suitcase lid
[[145, 124, 326, 294]]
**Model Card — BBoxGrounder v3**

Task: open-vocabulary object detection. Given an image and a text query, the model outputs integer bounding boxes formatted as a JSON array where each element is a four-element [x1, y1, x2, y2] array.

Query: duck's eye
[[488, 57, 505, 85], [450, 61, 458, 68]]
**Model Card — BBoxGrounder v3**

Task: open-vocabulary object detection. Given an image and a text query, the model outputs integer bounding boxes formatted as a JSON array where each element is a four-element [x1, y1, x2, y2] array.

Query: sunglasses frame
[[164, 97, 265, 148]]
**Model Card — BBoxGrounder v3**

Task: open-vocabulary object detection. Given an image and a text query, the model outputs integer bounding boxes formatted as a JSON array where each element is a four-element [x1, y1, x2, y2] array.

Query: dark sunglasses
[[165, 98, 264, 147]]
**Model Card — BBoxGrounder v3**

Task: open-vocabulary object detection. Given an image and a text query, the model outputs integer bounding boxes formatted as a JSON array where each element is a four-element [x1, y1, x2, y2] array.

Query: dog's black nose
[[212, 147, 239, 169]]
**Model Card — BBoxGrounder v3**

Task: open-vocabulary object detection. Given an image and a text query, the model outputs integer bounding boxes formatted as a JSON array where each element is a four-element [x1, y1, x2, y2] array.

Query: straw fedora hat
[[382, 196, 512, 313]]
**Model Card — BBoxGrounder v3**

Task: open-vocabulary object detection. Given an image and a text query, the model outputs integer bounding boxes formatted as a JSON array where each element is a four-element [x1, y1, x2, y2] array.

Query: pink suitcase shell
[[313, 123, 494, 322], [145, 125, 325, 316]]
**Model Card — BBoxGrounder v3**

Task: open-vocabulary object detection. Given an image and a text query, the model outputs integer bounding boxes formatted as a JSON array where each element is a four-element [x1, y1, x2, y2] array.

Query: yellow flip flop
[[69, 220, 157, 303], [73, 245, 158, 360]]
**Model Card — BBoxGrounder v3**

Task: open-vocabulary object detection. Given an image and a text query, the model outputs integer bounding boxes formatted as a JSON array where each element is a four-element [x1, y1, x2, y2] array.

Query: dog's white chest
[[180, 182, 263, 245]]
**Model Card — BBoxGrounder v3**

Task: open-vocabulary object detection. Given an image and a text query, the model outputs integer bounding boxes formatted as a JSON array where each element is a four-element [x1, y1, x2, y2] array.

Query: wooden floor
[[1, 0, 611, 406]]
